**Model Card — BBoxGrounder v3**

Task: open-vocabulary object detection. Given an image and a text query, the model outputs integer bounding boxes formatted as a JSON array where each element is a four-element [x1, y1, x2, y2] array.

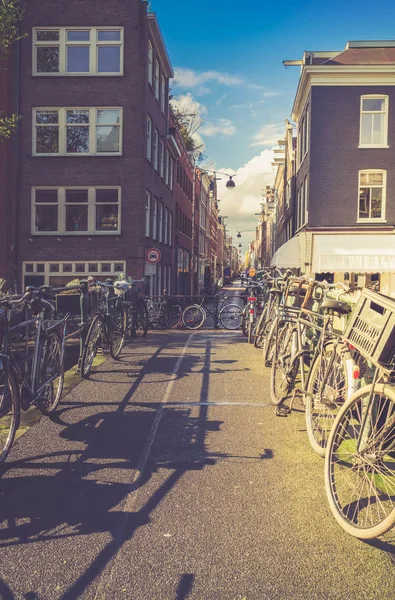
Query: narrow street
[[0, 322, 394, 599]]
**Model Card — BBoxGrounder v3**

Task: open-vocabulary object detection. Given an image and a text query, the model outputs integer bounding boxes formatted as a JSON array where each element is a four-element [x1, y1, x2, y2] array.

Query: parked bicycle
[[0, 287, 69, 465], [182, 295, 243, 330]]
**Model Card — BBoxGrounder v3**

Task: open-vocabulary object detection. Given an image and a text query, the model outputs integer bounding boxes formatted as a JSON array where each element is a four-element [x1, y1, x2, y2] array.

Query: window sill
[[32, 153, 123, 158], [358, 145, 389, 149], [356, 219, 387, 224], [32, 231, 120, 236], [33, 72, 123, 77]]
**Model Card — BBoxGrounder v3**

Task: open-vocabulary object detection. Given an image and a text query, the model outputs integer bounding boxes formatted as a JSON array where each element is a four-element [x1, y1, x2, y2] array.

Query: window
[[159, 140, 164, 177], [33, 108, 122, 156], [358, 170, 386, 221], [147, 116, 152, 161], [169, 159, 174, 191], [32, 187, 121, 234], [148, 39, 153, 85], [23, 260, 125, 286], [33, 27, 123, 76], [152, 198, 157, 240], [360, 96, 388, 147], [169, 212, 173, 247], [158, 203, 163, 243], [164, 208, 168, 245], [154, 59, 160, 101], [145, 191, 151, 237], [153, 129, 159, 171], [160, 73, 166, 113], [165, 148, 170, 186]]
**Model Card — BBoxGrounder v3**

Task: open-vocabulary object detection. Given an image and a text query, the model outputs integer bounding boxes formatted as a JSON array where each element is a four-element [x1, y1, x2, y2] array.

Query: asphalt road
[[0, 303, 394, 599]]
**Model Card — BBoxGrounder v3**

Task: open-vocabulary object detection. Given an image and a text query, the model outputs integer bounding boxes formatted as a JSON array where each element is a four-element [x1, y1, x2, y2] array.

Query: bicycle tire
[[219, 304, 243, 330], [324, 383, 395, 539], [241, 310, 248, 337], [305, 343, 351, 457], [0, 367, 20, 466], [254, 305, 267, 348], [270, 324, 294, 405], [247, 319, 253, 344], [263, 317, 278, 367], [35, 329, 65, 415], [136, 298, 149, 337], [110, 304, 127, 359], [182, 305, 205, 330], [81, 315, 103, 378]]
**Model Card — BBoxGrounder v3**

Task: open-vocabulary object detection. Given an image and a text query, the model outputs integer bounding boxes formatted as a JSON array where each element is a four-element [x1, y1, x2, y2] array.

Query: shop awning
[[312, 234, 395, 273], [271, 236, 301, 268]]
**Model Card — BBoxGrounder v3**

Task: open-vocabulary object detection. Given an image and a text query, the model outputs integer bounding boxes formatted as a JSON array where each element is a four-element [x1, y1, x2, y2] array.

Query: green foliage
[[0, 0, 26, 142]]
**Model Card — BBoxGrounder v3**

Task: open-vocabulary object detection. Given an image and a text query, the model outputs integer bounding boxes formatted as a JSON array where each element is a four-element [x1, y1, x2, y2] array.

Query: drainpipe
[[11, 28, 20, 292]]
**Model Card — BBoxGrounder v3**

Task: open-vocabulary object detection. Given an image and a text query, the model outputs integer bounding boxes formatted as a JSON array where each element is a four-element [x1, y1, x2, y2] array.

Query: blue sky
[[151, 0, 395, 254]]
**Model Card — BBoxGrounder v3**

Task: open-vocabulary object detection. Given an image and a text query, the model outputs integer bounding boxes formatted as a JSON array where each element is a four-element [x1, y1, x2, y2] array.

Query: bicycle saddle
[[321, 299, 352, 315]]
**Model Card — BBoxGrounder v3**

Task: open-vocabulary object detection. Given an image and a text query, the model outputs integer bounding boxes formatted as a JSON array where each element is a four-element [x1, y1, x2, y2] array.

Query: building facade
[[4, 0, 176, 293]]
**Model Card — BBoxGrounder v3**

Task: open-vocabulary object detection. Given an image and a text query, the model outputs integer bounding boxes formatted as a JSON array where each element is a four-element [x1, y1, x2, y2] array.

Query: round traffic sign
[[146, 248, 161, 264]]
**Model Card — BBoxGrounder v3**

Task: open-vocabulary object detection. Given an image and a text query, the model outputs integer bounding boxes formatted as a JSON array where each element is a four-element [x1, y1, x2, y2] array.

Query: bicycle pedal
[[275, 406, 291, 417]]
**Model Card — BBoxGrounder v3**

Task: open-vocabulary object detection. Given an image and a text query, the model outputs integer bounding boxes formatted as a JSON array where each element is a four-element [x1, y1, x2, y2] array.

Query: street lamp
[[197, 167, 237, 189]]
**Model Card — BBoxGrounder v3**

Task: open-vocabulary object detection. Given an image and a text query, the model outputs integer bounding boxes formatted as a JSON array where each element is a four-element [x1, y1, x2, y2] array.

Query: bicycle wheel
[[182, 305, 205, 330], [0, 367, 19, 465], [109, 304, 127, 359], [219, 304, 243, 330], [241, 309, 248, 337], [136, 299, 149, 336], [270, 324, 295, 405], [81, 315, 103, 378], [263, 317, 278, 367], [254, 306, 267, 348], [305, 343, 351, 457], [325, 383, 395, 539], [35, 329, 65, 414]]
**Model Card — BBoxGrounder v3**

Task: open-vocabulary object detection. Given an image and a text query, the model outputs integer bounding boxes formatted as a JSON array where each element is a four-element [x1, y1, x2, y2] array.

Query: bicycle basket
[[343, 289, 395, 368]]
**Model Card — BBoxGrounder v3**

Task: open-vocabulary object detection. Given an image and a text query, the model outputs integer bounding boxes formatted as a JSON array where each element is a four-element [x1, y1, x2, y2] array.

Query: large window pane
[[98, 30, 121, 41], [368, 172, 383, 185], [37, 47, 59, 72], [65, 205, 88, 231], [371, 189, 382, 218], [67, 126, 89, 152], [96, 204, 118, 231], [67, 46, 90, 72], [359, 189, 369, 217], [372, 113, 384, 144], [67, 30, 90, 41], [36, 127, 59, 153], [98, 46, 120, 72], [97, 126, 119, 152], [67, 110, 89, 124], [360, 114, 371, 145], [35, 205, 58, 231], [36, 111, 58, 124]]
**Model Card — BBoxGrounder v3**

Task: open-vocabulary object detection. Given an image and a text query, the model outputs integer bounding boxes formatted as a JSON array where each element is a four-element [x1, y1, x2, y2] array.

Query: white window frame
[[23, 260, 125, 286], [33, 107, 122, 156], [160, 73, 166, 113], [164, 207, 168, 245], [169, 212, 173, 247], [359, 95, 389, 148], [152, 198, 158, 240], [158, 202, 163, 243], [159, 140, 164, 178], [147, 115, 152, 161], [33, 27, 124, 76], [32, 186, 121, 235], [169, 158, 174, 191], [154, 58, 160, 101], [165, 148, 170, 186], [357, 169, 387, 222], [153, 129, 159, 171], [148, 39, 153, 86], [145, 190, 151, 237]]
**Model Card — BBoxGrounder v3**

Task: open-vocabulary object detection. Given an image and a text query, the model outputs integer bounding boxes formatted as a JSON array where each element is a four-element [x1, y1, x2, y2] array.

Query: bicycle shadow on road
[[0, 338, 266, 599]]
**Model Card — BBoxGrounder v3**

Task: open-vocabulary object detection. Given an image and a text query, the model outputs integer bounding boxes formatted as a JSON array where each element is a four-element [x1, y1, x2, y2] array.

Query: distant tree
[[0, 0, 26, 142]]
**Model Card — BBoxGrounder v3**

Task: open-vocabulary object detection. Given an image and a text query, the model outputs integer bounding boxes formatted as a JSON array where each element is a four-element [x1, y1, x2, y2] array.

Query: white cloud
[[215, 150, 277, 255], [200, 119, 236, 137], [250, 123, 285, 147], [171, 92, 208, 116], [216, 93, 227, 106], [262, 90, 282, 98], [173, 67, 243, 88]]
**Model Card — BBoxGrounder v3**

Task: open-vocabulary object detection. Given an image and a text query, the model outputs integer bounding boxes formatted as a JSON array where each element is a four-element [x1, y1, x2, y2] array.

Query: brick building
[[6, 0, 176, 292], [272, 41, 395, 294]]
